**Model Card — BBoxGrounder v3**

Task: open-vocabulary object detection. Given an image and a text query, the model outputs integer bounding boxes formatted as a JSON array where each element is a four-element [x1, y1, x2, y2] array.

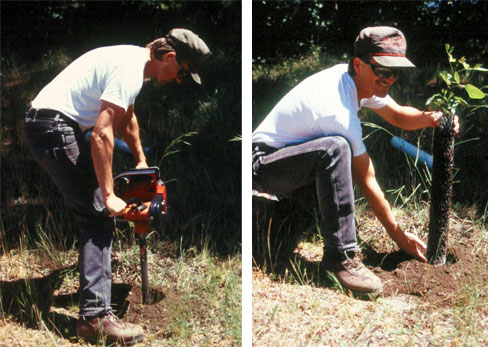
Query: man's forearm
[[120, 112, 147, 166], [352, 151, 428, 261], [352, 154, 399, 236], [91, 126, 115, 202], [376, 101, 440, 131], [357, 178, 398, 235], [395, 106, 438, 130]]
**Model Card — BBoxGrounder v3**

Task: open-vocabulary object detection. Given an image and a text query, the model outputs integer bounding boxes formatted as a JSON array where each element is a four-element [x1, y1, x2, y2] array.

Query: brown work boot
[[76, 312, 144, 346], [322, 251, 382, 297]]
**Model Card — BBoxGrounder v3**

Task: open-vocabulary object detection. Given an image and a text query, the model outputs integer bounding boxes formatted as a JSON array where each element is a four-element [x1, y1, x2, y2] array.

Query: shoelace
[[106, 313, 124, 328], [342, 252, 364, 271]]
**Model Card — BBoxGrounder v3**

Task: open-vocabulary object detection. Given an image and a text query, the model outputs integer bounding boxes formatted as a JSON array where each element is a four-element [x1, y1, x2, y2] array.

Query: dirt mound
[[273, 235, 487, 308], [112, 283, 173, 338], [364, 239, 487, 307]]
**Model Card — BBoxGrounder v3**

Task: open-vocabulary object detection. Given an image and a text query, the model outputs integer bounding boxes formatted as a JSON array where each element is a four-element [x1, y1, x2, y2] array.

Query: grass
[[113, 236, 242, 346], [0, 230, 242, 346], [252, 201, 488, 346]]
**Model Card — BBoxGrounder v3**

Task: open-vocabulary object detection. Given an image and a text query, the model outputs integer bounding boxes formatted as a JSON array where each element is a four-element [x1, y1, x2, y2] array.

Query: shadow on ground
[[1, 265, 165, 343]]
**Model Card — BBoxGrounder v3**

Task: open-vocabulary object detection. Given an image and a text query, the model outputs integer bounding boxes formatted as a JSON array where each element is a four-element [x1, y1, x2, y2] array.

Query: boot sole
[[349, 289, 381, 301], [78, 334, 144, 346]]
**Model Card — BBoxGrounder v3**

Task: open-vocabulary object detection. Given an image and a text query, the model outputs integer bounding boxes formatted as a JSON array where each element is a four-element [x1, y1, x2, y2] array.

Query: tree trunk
[[427, 114, 455, 265]]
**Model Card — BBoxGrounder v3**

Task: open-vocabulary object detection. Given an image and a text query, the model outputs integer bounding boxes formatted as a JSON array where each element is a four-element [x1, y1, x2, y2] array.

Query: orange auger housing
[[111, 167, 167, 304], [113, 167, 167, 234]]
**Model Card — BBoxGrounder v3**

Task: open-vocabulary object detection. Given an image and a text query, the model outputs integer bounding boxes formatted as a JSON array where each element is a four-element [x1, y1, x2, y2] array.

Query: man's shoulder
[[292, 64, 350, 94], [79, 45, 144, 62], [90, 44, 143, 52], [302, 63, 349, 84]]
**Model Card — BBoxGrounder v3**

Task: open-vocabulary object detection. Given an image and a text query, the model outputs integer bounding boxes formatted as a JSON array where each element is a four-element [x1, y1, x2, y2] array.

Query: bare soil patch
[[119, 283, 173, 339], [365, 240, 487, 306], [282, 237, 488, 308]]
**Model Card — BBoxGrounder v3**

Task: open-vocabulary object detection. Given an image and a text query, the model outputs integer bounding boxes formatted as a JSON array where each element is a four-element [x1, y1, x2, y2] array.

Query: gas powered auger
[[112, 167, 167, 304]]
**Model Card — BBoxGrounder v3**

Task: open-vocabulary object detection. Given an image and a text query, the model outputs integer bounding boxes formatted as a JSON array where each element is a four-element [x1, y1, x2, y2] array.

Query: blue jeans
[[23, 108, 113, 317], [252, 136, 358, 254]]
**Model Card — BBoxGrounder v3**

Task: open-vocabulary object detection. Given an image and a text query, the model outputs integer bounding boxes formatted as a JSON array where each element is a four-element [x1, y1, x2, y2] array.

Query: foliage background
[[1, 1, 242, 254], [253, 0, 487, 215]]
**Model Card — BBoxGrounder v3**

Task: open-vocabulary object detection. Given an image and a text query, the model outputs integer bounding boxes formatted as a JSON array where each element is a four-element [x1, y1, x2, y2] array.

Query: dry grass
[[0, 240, 241, 346], [252, 203, 488, 346]]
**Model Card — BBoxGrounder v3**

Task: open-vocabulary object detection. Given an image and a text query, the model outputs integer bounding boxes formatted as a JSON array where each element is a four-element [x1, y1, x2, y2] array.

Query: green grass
[[112, 236, 242, 346]]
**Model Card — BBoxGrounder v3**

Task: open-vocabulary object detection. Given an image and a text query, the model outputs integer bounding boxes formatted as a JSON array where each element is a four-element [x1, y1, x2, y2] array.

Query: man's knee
[[313, 136, 351, 159], [329, 136, 351, 155]]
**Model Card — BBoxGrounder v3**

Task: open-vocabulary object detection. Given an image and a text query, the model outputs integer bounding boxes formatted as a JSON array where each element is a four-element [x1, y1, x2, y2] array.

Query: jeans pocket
[[63, 138, 80, 165]]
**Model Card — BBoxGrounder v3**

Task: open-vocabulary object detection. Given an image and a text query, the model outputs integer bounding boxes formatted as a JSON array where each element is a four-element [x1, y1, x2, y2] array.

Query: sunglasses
[[361, 59, 401, 79], [177, 60, 189, 80]]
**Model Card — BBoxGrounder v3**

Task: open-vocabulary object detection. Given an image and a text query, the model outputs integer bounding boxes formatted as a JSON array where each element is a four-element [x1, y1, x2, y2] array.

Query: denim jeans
[[252, 136, 358, 254], [23, 108, 114, 317]]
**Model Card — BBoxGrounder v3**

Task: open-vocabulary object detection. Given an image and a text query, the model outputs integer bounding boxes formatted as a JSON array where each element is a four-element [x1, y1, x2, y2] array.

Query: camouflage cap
[[166, 28, 211, 84], [354, 26, 415, 68]]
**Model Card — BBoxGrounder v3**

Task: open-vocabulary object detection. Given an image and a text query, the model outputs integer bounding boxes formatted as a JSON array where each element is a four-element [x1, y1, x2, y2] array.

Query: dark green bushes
[[1, 1, 241, 255]]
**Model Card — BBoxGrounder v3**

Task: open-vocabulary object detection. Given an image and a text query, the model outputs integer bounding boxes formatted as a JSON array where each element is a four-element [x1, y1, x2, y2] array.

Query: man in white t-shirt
[[253, 26, 458, 296], [23, 28, 210, 345]]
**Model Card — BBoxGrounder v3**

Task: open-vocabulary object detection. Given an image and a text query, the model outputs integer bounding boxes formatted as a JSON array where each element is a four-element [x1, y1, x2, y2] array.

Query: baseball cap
[[165, 28, 211, 84], [354, 26, 415, 68]]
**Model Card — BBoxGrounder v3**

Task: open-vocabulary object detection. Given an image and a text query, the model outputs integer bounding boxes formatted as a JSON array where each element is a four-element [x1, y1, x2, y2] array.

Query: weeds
[[158, 244, 241, 345]]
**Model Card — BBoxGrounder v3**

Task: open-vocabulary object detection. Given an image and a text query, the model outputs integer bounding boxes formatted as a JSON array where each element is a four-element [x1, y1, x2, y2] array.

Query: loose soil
[[286, 237, 488, 308], [365, 240, 486, 307], [118, 284, 177, 340]]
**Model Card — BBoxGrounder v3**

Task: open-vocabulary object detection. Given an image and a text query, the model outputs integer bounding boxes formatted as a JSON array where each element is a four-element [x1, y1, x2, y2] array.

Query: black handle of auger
[[125, 197, 143, 206], [138, 233, 149, 305], [102, 198, 144, 218]]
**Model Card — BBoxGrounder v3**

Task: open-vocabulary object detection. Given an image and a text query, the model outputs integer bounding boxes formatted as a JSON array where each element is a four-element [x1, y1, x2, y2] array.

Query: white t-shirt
[[252, 64, 392, 157], [31, 45, 148, 131]]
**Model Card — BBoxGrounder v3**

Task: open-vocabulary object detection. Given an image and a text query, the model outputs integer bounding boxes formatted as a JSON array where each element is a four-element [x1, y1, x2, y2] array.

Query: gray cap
[[166, 28, 211, 84], [354, 26, 415, 68]]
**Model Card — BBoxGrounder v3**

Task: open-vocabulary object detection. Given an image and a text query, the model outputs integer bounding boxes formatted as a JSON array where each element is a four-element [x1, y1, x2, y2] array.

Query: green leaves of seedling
[[464, 84, 486, 99], [426, 44, 487, 114]]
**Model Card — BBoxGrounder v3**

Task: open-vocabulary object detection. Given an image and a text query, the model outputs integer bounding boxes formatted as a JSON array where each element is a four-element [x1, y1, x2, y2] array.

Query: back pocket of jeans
[[63, 141, 80, 165]]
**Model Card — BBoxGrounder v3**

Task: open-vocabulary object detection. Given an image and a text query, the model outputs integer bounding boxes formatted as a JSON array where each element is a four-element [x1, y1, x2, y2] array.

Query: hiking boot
[[322, 251, 382, 296], [76, 312, 144, 346]]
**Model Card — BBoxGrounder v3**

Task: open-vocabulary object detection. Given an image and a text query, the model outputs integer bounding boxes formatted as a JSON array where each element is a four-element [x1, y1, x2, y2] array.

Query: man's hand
[[135, 161, 149, 169], [375, 101, 460, 133], [104, 194, 127, 217], [389, 226, 428, 263], [429, 111, 460, 134]]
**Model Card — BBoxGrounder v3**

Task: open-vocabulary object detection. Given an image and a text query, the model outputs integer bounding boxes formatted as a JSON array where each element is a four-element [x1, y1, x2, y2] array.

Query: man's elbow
[[392, 112, 407, 128], [91, 128, 113, 147]]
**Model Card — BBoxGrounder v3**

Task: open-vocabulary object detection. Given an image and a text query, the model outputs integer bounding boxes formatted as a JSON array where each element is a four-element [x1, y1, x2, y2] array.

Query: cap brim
[[372, 55, 415, 68], [191, 72, 201, 85]]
